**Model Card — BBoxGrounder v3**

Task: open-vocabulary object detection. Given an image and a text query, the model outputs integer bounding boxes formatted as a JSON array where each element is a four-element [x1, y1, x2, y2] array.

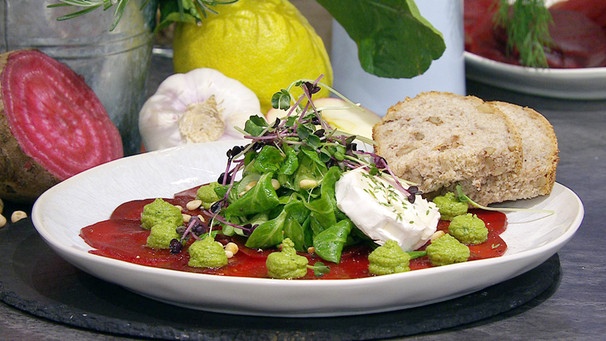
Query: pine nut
[[244, 181, 257, 192], [271, 179, 281, 190], [0, 214, 6, 228], [299, 179, 318, 189], [225, 242, 239, 255], [11, 210, 27, 223], [430, 230, 445, 241], [186, 199, 202, 211]]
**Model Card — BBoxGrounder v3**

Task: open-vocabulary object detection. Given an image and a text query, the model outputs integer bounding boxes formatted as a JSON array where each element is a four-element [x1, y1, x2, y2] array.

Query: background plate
[[465, 52, 606, 100]]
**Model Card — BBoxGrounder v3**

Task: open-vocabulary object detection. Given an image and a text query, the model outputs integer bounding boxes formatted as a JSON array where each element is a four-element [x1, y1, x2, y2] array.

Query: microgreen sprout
[[170, 215, 209, 254], [309, 262, 330, 277]]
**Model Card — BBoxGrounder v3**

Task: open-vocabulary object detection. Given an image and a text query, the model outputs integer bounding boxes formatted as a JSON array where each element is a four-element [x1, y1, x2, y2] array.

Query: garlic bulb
[[139, 68, 261, 151]]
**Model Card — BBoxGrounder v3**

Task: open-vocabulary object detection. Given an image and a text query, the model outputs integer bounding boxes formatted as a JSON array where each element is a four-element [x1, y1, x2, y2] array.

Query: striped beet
[[0, 49, 123, 203]]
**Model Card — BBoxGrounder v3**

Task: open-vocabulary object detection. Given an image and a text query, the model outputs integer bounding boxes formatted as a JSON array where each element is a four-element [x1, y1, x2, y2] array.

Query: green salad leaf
[[313, 219, 353, 263], [223, 173, 280, 217], [162, 79, 423, 274]]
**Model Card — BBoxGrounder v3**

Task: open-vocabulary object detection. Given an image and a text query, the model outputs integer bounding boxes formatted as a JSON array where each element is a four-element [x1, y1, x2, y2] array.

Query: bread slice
[[449, 101, 559, 205], [373, 92, 523, 195]]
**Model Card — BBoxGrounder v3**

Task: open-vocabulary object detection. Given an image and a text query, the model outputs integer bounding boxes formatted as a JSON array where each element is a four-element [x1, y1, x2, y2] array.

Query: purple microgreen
[[173, 215, 209, 251]]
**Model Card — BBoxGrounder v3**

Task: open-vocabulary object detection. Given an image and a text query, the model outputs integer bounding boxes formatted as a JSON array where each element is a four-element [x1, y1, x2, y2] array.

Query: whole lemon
[[172, 0, 333, 113]]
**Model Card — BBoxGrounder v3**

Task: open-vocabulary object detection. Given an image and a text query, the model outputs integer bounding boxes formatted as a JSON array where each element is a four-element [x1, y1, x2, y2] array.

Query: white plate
[[31, 141, 584, 317], [465, 52, 606, 100]]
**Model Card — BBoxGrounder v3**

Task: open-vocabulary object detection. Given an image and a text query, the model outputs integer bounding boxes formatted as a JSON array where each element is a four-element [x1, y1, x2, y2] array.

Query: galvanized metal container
[[0, 0, 157, 155]]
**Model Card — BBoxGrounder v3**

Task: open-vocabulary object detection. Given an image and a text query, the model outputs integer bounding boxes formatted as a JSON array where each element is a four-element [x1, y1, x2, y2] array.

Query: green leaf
[[282, 200, 310, 251], [311, 262, 331, 277], [245, 209, 286, 249], [279, 146, 299, 176], [293, 148, 328, 192], [244, 115, 269, 136], [304, 167, 342, 234], [313, 219, 353, 263], [296, 124, 312, 140], [254, 145, 285, 173], [317, 0, 445, 78], [224, 173, 279, 217], [271, 89, 293, 110]]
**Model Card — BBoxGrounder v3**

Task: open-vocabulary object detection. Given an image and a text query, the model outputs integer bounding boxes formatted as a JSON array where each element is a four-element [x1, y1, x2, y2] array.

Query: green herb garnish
[[48, 0, 237, 31], [494, 0, 553, 67]]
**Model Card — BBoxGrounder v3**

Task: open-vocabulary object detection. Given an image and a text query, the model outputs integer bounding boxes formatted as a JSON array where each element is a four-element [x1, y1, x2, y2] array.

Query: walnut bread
[[372, 91, 559, 206]]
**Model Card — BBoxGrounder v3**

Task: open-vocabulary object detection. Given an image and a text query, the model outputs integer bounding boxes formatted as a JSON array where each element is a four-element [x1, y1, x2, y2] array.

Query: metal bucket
[[0, 0, 157, 155]]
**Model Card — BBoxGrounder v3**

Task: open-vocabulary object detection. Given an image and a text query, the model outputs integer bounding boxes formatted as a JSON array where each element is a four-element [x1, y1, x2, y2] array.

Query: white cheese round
[[335, 168, 440, 251]]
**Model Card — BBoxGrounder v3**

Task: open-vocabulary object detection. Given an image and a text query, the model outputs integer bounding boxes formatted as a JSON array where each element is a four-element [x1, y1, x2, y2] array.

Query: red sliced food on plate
[[550, 0, 606, 28], [545, 9, 606, 68]]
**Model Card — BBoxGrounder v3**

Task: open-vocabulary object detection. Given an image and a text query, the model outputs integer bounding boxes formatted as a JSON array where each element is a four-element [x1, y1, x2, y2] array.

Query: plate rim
[[464, 51, 606, 100], [465, 51, 606, 77]]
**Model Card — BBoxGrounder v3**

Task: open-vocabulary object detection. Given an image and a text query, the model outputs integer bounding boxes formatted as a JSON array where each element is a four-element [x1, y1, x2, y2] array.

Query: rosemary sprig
[[48, 0, 149, 31], [47, 0, 238, 31], [494, 0, 553, 68]]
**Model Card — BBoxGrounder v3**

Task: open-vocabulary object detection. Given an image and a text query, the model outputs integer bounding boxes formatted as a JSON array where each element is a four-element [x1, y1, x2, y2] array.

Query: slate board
[[0, 219, 561, 340]]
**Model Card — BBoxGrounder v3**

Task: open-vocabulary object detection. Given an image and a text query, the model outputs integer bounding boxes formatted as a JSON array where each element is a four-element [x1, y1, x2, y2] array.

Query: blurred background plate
[[465, 51, 606, 100]]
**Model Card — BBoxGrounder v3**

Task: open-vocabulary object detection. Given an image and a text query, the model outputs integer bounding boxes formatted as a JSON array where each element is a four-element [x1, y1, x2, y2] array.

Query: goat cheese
[[335, 168, 440, 251]]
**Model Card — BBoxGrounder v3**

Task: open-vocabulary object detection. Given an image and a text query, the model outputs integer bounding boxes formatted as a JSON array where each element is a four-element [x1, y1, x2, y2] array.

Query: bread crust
[[373, 91, 523, 195], [449, 102, 559, 205], [372, 92, 558, 205]]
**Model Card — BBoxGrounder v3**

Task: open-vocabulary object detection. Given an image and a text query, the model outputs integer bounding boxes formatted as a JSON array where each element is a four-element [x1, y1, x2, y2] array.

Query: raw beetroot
[[0, 49, 123, 203]]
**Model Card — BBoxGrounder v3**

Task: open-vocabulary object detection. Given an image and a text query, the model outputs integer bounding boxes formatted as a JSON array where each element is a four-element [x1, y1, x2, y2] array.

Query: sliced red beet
[[550, 0, 606, 28], [545, 9, 606, 68], [0, 49, 123, 202]]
